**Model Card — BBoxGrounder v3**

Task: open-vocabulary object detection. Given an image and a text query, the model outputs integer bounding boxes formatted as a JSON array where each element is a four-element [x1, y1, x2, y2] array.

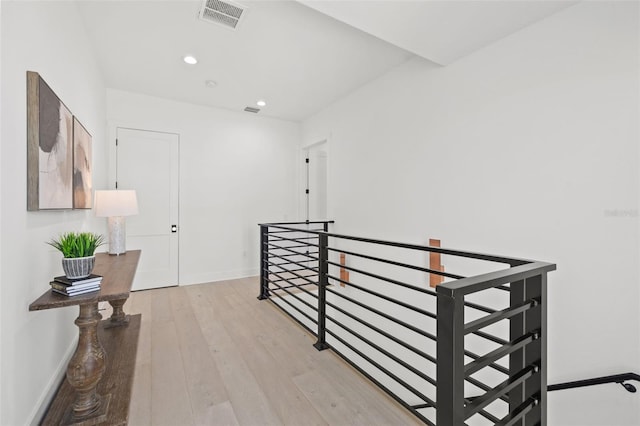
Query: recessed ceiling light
[[205, 80, 217, 88], [183, 55, 198, 65], [256, 100, 267, 107]]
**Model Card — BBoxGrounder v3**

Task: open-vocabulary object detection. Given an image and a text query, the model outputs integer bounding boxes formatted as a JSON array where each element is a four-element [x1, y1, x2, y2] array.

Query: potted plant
[[47, 232, 105, 279]]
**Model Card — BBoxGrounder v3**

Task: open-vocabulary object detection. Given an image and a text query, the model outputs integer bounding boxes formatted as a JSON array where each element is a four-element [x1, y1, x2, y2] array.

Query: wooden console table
[[29, 250, 141, 425]]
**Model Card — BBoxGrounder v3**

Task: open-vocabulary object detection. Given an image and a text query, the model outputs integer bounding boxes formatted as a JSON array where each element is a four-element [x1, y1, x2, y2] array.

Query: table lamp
[[94, 190, 138, 255]]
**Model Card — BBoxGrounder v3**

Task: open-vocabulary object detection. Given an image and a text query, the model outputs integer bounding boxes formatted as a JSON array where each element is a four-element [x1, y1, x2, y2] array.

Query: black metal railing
[[258, 221, 556, 425], [549, 373, 639, 393]]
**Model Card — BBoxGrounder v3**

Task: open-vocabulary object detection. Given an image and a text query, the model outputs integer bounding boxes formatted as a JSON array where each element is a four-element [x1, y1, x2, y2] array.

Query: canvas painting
[[27, 72, 74, 210], [73, 118, 92, 208]]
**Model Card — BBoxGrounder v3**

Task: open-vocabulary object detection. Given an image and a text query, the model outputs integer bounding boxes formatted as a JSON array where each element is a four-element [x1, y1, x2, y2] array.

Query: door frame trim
[[108, 123, 181, 289]]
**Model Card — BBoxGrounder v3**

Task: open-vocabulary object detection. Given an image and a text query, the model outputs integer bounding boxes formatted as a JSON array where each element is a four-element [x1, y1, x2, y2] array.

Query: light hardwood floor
[[116, 277, 420, 425]]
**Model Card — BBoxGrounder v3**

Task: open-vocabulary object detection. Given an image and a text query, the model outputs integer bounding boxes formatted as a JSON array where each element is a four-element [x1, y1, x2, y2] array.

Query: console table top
[[29, 250, 141, 311]]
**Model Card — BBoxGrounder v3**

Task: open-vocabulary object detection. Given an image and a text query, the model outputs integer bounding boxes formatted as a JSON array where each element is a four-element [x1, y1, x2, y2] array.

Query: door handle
[[171, 225, 178, 233]]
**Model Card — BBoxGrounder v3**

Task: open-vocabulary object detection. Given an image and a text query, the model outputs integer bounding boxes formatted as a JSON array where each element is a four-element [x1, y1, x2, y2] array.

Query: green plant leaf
[[46, 232, 105, 258]]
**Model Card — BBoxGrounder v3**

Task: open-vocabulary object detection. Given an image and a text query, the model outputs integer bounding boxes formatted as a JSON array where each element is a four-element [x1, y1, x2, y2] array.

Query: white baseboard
[[28, 337, 77, 426], [180, 268, 259, 286]]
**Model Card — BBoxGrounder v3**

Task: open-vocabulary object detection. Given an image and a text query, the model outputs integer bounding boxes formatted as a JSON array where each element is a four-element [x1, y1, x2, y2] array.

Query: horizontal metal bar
[[411, 403, 433, 410], [266, 241, 318, 255], [267, 253, 318, 269], [267, 243, 318, 250], [437, 263, 555, 297], [267, 261, 316, 270], [465, 365, 536, 418], [421, 399, 500, 425], [267, 234, 318, 243], [267, 275, 317, 285], [266, 275, 319, 305], [472, 330, 508, 346], [267, 266, 318, 275], [472, 405, 501, 424], [265, 259, 318, 279], [465, 332, 538, 376], [261, 220, 335, 226], [267, 244, 320, 262], [268, 282, 317, 295], [327, 247, 464, 281], [465, 299, 537, 335], [267, 298, 317, 337], [267, 242, 317, 254], [325, 328, 438, 409], [330, 268, 499, 321], [267, 280, 318, 302], [270, 282, 318, 291], [495, 398, 537, 426], [266, 265, 316, 286], [266, 268, 318, 296], [326, 260, 435, 295], [267, 229, 318, 234], [261, 224, 534, 266], [265, 241, 318, 254], [265, 257, 319, 280], [465, 375, 509, 404], [463, 300, 496, 314], [265, 282, 318, 326], [463, 349, 510, 376], [269, 234, 319, 243], [328, 345, 436, 426], [325, 299, 437, 364], [326, 273, 437, 320], [268, 251, 318, 259], [326, 314, 437, 387], [326, 286, 437, 342], [267, 228, 325, 234]]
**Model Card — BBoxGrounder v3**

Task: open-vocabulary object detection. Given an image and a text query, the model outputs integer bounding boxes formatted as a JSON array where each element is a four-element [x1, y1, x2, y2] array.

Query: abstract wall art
[[72, 118, 92, 209], [27, 71, 92, 211]]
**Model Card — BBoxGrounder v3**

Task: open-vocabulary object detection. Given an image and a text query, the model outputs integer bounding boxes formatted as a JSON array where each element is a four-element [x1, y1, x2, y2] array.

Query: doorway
[[304, 141, 328, 222], [116, 127, 179, 290]]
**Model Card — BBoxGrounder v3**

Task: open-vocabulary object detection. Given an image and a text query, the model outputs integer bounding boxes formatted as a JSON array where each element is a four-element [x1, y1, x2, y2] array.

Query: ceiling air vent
[[199, 0, 247, 30], [244, 106, 260, 113]]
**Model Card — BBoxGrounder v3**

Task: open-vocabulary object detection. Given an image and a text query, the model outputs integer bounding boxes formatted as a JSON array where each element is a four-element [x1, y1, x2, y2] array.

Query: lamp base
[[107, 216, 127, 255]]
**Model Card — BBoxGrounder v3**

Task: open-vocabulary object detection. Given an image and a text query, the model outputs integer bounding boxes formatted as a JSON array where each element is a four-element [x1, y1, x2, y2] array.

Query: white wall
[[302, 1, 639, 425], [0, 0, 4, 422], [106, 89, 299, 285], [0, 2, 107, 424]]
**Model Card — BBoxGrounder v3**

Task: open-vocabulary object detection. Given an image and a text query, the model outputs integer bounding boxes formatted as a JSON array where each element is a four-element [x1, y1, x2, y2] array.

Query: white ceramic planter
[[62, 255, 96, 279]]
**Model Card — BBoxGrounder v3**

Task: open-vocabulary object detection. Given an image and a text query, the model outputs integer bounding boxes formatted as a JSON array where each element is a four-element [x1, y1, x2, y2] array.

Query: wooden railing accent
[[429, 238, 444, 287]]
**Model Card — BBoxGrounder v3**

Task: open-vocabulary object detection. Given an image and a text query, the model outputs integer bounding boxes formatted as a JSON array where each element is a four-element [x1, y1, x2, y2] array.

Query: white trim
[[180, 268, 259, 286], [27, 337, 77, 426], [302, 138, 328, 151]]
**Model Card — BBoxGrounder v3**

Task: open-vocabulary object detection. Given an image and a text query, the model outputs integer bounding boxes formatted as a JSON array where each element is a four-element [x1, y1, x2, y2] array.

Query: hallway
[[119, 277, 419, 425]]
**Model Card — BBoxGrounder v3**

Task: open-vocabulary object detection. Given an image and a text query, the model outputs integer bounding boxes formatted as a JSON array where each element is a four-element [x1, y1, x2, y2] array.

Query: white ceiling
[[299, 0, 578, 66], [76, 0, 577, 122]]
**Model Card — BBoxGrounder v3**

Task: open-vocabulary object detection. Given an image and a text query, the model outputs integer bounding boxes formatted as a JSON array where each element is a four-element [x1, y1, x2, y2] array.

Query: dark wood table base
[[65, 303, 107, 421], [41, 315, 142, 426], [30, 251, 141, 425], [104, 299, 130, 329]]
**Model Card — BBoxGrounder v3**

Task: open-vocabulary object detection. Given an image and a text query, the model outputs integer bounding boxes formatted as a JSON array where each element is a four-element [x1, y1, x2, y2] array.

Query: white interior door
[[305, 143, 328, 221], [116, 127, 179, 290]]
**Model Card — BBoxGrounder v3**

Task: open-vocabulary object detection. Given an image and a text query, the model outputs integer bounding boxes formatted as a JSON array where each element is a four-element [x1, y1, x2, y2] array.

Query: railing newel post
[[509, 272, 547, 425], [313, 231, 329, 351], [436, 287, 466, 426], [509, 278, 526, 425]]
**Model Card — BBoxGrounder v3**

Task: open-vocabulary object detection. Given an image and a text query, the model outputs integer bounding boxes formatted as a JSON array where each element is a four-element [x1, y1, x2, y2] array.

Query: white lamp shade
[[94, 190, 139, 217]]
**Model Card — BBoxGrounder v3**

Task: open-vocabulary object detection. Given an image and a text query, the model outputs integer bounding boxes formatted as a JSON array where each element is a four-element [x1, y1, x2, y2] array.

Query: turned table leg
[[106, 298, 130, 328], [65, 303, 107, 422]]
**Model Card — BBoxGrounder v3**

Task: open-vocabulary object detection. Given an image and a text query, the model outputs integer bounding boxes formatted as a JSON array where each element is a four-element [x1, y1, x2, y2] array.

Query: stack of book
[[50, 274, 102, 297]]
